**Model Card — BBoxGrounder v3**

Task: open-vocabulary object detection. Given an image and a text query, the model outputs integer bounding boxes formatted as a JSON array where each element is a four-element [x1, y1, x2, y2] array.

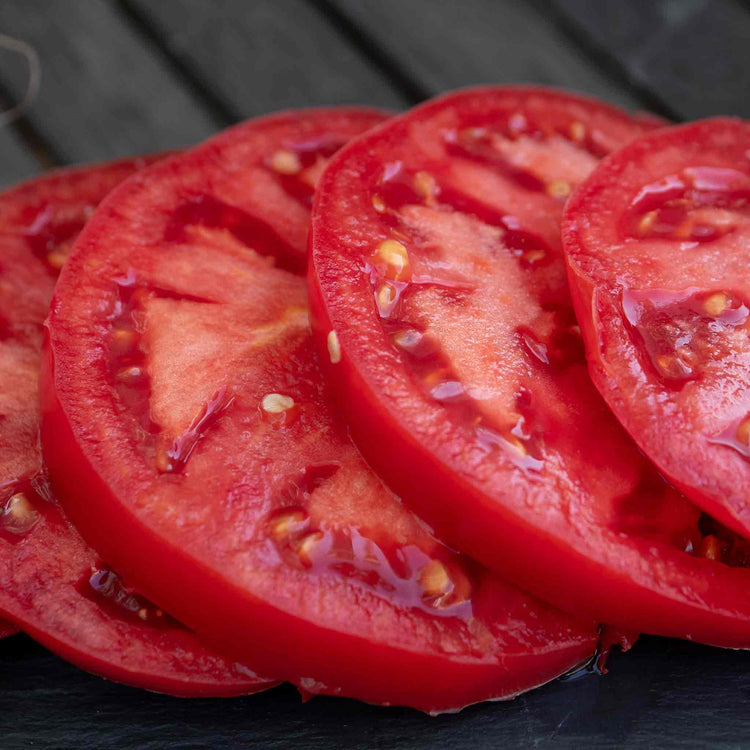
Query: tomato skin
[[0, 158, 273, 697], [309, 88, 750, 648], [0, 620, 18, 638], [41, 108, 599, 713], [563, 118, 750, 539]]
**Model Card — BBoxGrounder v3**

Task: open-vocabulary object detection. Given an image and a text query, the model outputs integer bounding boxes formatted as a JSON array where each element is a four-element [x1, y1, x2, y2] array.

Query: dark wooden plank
[[1, 634, 748, 749], [549, 0, 750, 119], [121, 0, 408, 117], [322, 0, 643, 110], [0, 0, 222, 165]]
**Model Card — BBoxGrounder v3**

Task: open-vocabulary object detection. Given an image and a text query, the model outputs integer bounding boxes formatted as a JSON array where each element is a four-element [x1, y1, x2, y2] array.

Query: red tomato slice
[[308, 87, 750, 647], [41, 108, 598, 713], [563, 119, 750, 539], [0, 620, 18, 638], [0, 159, 272, 696]]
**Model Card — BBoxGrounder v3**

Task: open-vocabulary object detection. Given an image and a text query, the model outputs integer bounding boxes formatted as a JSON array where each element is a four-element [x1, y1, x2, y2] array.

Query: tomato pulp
[[42, 108, 598, 713], [0, 159, 272, 696], [308, 87, 750, 647], [563, 119, 750, 539]]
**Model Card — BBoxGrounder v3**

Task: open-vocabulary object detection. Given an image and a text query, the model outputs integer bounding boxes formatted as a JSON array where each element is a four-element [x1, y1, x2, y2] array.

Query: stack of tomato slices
[[0, 88, 745, 713]]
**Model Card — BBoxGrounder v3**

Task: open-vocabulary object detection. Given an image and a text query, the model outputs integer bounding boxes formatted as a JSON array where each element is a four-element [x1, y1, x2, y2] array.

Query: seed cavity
[[2, 493, 41, 535], [637, 210, 658, 236], [111, 327, 137, 355], [47, 250, 68, 270], [327, 330, 341, 364], [736, 419, 750, 447], [654, 353, 694, 381], [419, 559, 451, 597], [546, 180, 571, 199], [371, 194, 386, 213], [261, 393, 295, 414], [413, 171, 437, 201], [375, 282, 398, 316], [268, 508, 309, 539], [698, 535, 722, 562], [569, 121, 586, 143], [269, 149, 302, 175], [506, 435, 529, 456], [87, 567, 167, 625], [296, 531, 325, 568], [523, 249, 546, 265], [703, 292, 730, 317], [375, 239, 410, 281], [116, 365, 145, 384], [392, 329, 423, 352], [417, 559, 471, 608]]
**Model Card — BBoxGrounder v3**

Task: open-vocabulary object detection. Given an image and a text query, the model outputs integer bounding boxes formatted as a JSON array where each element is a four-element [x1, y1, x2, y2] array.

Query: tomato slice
[[42, 108, 598, 713], [563, 119, 750, 539], [0, 620, 18, 638], [308, 87, 750, 647], [0, 159, 273, 696]]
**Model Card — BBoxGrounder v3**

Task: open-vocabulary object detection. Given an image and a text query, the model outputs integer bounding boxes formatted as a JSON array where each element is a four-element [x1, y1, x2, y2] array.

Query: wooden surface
[[0, 1, 748, 747]]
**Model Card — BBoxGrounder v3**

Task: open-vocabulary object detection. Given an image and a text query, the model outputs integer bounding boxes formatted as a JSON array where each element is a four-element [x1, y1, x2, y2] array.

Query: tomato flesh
[[308, 87, 750, 647], [563, 118, 750, 539], [0, 159, 272, 696], [42, 108, 598, 713]]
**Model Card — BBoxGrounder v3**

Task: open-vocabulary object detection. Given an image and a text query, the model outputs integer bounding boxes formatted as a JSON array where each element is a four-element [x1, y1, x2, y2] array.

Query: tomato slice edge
[[0, 157, 273, 696]]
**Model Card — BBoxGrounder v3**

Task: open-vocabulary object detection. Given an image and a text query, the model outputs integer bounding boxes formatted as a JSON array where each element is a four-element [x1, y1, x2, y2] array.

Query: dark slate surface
[[548, 0, 750, 120], [323, 0, 642, 109], [1, 634, 748, 749], [121, 0, 408, 117], [0, 1, 748, 747], [0, 126, 42, 189], [0, 0, 221, 165]]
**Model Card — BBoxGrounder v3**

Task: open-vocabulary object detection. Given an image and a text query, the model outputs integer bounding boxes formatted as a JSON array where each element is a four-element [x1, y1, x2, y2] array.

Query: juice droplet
[[158, 387, 234, 473]]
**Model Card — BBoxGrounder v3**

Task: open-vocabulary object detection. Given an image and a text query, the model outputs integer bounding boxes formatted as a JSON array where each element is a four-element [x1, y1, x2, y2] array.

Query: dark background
[[0, 1, 748, 747]]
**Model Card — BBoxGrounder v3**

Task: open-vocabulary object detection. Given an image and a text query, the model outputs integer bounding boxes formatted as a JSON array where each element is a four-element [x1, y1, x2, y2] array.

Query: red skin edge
[[41, 333, 594, 713], [5, 604, 269, 698], [0, 620, 18, 638], [307, 237, 750, 649], [0, 154, 273, 697]]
